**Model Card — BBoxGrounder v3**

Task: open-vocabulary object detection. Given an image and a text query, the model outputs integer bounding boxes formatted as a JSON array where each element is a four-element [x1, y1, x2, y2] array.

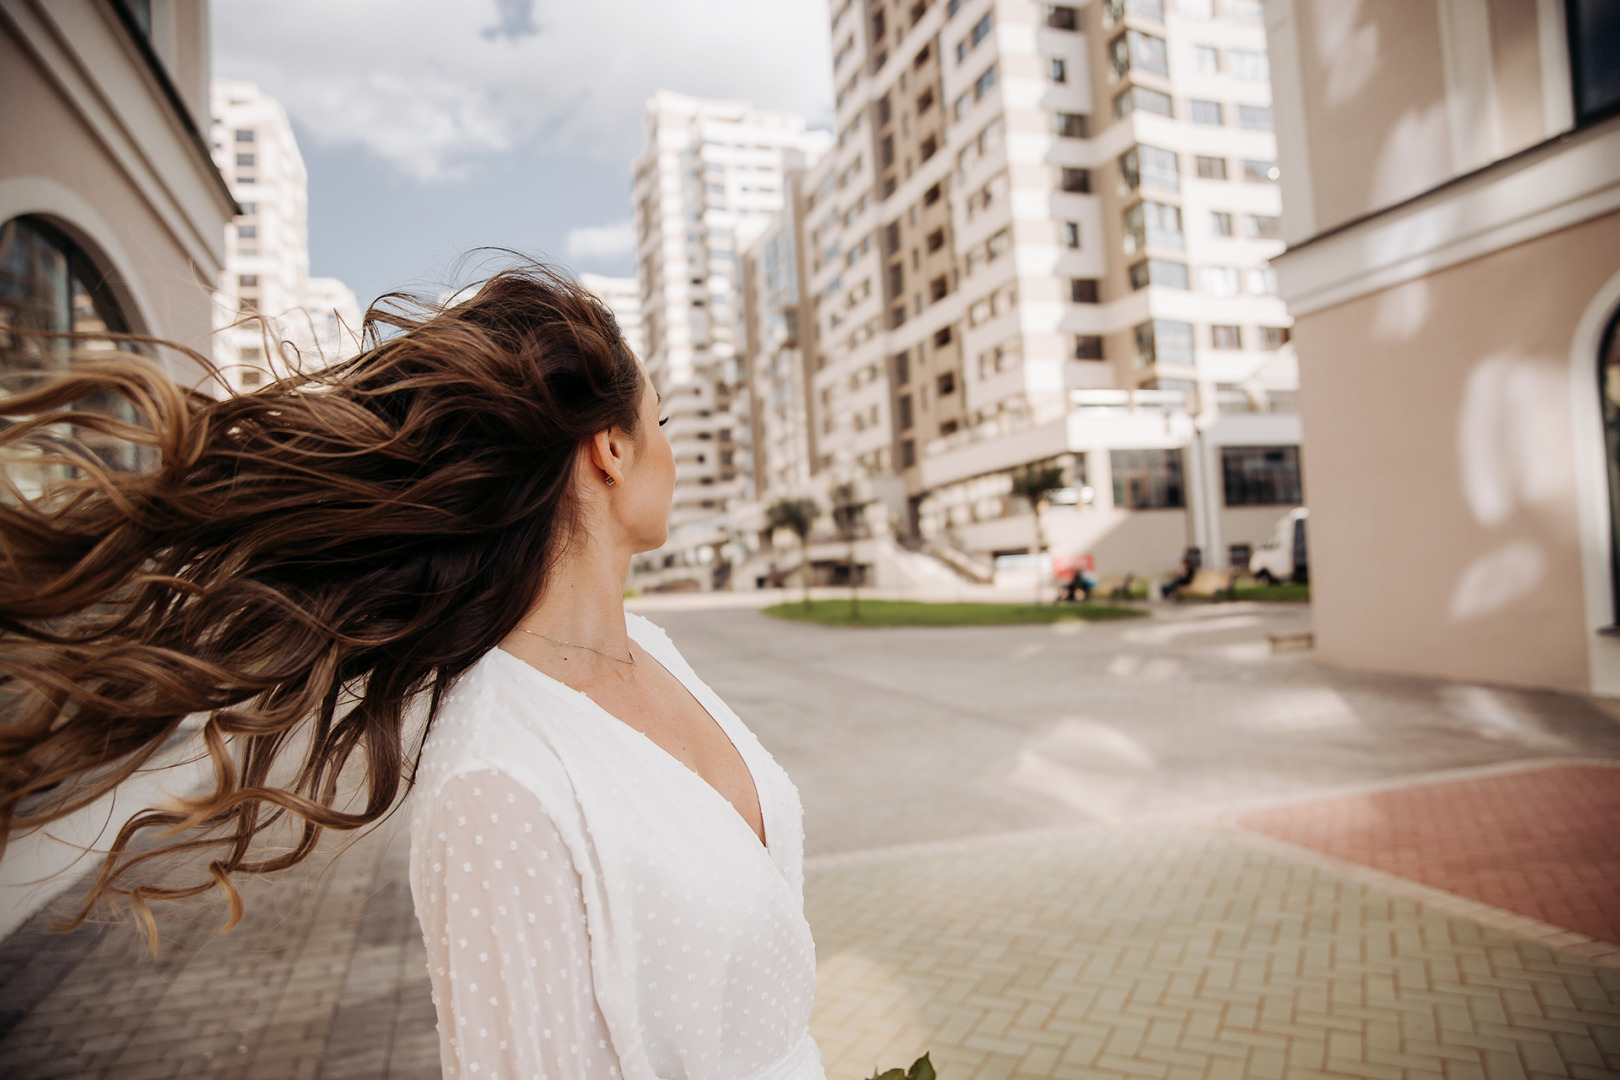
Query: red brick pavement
[[1240, 761, 1620, 946]]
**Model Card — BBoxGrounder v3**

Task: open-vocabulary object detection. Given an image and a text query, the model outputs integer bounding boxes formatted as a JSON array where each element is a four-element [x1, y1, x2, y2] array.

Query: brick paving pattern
[[0, 817, 436, 1080], [805, 828, 1620, 1080], [1240, 764, 1620, 949], [3, 605, 1620, 1078]]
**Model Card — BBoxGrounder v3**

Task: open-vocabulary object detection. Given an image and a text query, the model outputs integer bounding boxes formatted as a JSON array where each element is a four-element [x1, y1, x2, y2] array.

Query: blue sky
[[213, 0, 835, 308]]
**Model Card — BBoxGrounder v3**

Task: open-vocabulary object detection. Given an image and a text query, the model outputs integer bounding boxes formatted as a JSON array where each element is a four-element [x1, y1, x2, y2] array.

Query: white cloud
[[213, 0, 835, 183], [567, 219, 637, 261]]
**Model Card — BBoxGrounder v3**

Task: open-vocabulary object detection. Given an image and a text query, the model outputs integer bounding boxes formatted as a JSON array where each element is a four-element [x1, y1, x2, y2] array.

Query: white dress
[[408, 612, 824, 1080]]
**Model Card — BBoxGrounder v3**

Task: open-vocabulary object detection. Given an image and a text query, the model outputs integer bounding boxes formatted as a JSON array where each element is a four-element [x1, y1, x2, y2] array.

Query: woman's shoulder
[[413, 649, 578, 811]]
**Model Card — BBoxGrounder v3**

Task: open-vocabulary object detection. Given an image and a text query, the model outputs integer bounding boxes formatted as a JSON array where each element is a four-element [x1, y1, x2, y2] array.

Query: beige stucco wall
[[1290, 0, 1453, 234], [0, 12, 226, 373], [1295, 211, 1620, 693]]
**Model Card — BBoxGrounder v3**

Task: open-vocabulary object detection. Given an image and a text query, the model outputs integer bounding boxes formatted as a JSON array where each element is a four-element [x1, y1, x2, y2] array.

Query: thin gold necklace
[[518, 627, 636, 666]]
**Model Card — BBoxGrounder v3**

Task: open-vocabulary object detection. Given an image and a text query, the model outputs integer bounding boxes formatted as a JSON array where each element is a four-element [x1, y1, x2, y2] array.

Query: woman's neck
[[511, 528, 635, 657]]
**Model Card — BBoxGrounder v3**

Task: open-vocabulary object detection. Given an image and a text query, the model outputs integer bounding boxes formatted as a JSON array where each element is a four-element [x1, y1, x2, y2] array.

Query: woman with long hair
[[0, 265, 825, 1079]]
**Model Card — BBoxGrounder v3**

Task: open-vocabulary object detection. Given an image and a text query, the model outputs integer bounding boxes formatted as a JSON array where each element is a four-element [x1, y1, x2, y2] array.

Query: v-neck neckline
[[488, 626, 773, 859]]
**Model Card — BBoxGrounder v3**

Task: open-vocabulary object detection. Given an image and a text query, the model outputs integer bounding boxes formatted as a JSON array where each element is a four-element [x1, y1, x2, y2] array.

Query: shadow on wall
[[1449, 352, 1573, 621], [1304, 0, 1455, 228]]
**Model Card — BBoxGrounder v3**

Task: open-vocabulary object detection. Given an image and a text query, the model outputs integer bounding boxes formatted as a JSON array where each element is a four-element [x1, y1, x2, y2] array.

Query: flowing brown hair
[[0, 263, 646, 941]]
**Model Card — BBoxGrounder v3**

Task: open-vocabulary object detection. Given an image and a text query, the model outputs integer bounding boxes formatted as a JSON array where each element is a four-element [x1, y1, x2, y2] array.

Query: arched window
[[1602, 308, 1620, 622], [0, 215, 144, 492]]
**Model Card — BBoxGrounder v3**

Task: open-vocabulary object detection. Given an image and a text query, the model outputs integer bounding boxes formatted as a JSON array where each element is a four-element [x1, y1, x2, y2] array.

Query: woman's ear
[[587, 427, 628, 487]]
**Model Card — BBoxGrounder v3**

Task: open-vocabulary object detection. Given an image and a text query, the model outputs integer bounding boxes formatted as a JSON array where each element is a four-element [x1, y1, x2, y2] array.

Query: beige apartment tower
[[210, 80, 359, 390], [629, 92, 830, 591], [745, 0, 1304, 583], [1266, 0, 1620, 696]]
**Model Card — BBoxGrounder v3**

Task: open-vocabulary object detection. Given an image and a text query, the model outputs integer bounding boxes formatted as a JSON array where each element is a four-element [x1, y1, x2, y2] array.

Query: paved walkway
[[1, 601, 1617, 1078], [1242, 763, 1620, 952], [805, 815, 1620, 1080]]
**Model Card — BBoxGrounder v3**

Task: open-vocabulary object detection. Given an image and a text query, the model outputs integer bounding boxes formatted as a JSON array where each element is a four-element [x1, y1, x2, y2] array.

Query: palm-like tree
[[829, 482, 867, 619], [765, 497, 820, 607], [1009, 462, 1066, 604]]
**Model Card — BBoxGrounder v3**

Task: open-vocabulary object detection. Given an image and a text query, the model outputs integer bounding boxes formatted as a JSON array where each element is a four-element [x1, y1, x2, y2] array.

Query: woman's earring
[[604, 474, 616, 486]]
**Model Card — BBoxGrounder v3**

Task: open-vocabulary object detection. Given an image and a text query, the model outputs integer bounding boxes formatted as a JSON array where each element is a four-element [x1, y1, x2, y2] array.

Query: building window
[[1210, 324, 1242, 349], [1195, 155, 1227, 180], [1061, 167, 1092, 193], [1123, 200, 1182, 253], [0, 215, 143, 486], [1570, 0, 1620, 122], [1112, 448, 1185, 509], [948, 0, 963, 16], [1108, 30, 1169, 80], [1202, 266, 1240, 297], [1211, 210, 1234, 237], [235, 152, 256, 167], [1600, 307, 1620, 617], [1063, 221, 1082, 248], [1120, 145, 1179, 193], [927, 228, 945, 252], [1257, 325, 1292, 349], [1112, 86, 1174, 119], [1221, 446, 1302, 506], [1045, 5, 1079, 30], [1189, 99, 1223, 125], [1243, 158, 1280, 182], [937, 371, 957, 395], [934, 325, 953, 347], [900, 438, 917, 468], [1103, 0, 1165, 22], [1133, 318, 1194, 367], [237, 224, 257, 239], [1130, 259, 1188, 290], [1245, 267, 1278, 295], [970, 12, 993, 47], [1074, 335, 1105, 360], [1071, 278, 1101, 303], [1050, 57, 1068, 83], [234, 128, 255, 143], [237, 273, 259, 287], [1237, 104, 1273, 130], [1193, 45, 1219, 74], [940, 419, 959, 435], [898, 394, 914, 430], [974, 65, 999, 100], [1246, 214, 1282, 239], [930, 276, 949, 301], [1228, 49, 1269, 80], [1055, 112, 1089, 138]]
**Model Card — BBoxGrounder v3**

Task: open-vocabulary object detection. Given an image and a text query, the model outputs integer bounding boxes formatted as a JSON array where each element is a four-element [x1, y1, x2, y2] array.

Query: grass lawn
[[762, 598, 1148, 627], [1231, 581, 1311, 602]]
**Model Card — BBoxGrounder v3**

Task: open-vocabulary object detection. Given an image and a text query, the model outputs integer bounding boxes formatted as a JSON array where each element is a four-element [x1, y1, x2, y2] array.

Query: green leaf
[[865, 1069, 906, 1080], [908, 1052, 936, 1080]]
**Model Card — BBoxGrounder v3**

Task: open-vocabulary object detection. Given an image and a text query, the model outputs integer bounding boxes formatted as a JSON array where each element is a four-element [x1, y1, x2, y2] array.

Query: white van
[[1248, 507, 1309, 583]]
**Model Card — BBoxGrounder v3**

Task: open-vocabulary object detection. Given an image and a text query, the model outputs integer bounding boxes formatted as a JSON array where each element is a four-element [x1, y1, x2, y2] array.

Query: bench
[[1172, 567, 1239, 602], [1095, 572, 1136, 601]]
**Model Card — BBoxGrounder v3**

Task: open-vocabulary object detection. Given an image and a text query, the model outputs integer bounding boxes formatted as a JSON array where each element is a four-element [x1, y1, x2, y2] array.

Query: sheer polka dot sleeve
[[413, 766, 620, 1079]]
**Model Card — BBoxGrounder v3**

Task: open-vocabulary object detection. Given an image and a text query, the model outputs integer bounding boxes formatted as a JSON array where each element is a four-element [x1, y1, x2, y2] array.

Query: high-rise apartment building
[[755, 0, 1303, 578], [629, 92, 830, 589], [210, 81, 358, 391], [739, 159, 819, 503]]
